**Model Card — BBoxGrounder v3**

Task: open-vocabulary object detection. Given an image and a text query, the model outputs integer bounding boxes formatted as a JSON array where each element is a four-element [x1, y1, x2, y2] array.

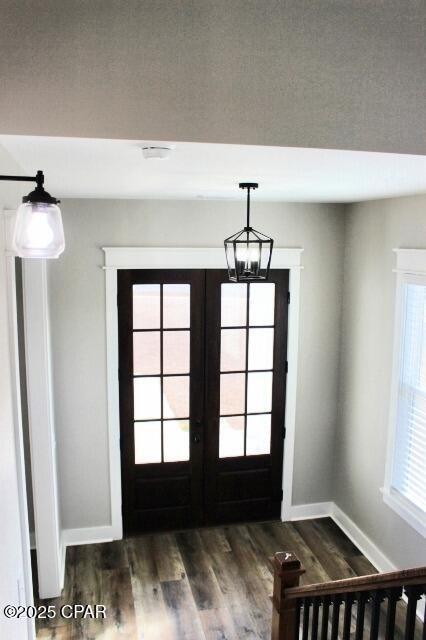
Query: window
[[219, 283, 275, 458], [384, 265, 426, 537], [132, 283, 191, 464]]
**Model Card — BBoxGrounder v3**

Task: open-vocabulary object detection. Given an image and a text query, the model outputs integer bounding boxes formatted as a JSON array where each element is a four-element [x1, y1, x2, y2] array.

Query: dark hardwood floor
[[33, 518, 419, 639]]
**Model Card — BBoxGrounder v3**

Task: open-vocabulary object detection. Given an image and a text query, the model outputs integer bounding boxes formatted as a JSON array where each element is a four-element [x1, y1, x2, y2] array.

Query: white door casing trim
[[22, 258, 66, 598], [103, 246, 303, 535], [2, 210, 35, 638]]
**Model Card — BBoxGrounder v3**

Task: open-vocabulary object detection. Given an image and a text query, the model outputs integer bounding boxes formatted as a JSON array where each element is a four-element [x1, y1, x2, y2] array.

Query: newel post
[[271, 552, 305, 640]]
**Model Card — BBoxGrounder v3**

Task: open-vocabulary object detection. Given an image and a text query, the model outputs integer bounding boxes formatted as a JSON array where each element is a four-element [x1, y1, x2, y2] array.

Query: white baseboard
[[287, 501, 396, 572], [59, 540, 66, 590], [331, 503, 396, 573], [286, 501, 424, 620], [332, 504, 426, 621], [288, 501, 334, 521], [62, 525, 120, 547]]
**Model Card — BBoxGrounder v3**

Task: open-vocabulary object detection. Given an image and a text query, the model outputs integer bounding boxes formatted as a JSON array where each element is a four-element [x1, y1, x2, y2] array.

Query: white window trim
[[102, 246, 304, 536], [384, 249, 426, 538]]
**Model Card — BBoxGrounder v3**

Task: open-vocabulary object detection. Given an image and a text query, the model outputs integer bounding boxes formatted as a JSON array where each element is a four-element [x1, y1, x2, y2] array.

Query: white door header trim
[[102, 247, 304, 270]]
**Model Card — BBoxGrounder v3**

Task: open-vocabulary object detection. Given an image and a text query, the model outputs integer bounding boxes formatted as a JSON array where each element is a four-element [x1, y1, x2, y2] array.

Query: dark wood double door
[[118, 269, 289, 534]]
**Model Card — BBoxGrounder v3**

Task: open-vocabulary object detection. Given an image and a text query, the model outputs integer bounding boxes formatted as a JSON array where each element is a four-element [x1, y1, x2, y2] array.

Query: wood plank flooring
[[33, 518, 419, 640]]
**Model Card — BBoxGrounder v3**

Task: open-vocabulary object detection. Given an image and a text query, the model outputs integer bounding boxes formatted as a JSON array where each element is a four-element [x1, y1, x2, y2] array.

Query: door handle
[[192, 434, 201, 444]]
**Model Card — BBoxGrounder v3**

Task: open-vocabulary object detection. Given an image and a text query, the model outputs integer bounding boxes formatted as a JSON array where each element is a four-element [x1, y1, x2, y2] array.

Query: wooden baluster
[[271, 552, 305, 640], [270, 559, 426, 640], [384, 587, 402, 640], [369, 590, 385, 640], [355, 592, 368, 640], [423, 589, 426, 640], [330, 595, 342, 640], [404, 586, 422, 640], [320, 596, 331, 640], [423, 588, 426, 640], [302, 598, 311, 640], [311, 598, 320, 640], [295, 601, 301, 640], [342, 593, 354, 640]]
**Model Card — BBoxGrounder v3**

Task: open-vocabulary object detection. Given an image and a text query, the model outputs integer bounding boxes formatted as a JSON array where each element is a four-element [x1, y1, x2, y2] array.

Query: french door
[[118, 269, 289, 534]]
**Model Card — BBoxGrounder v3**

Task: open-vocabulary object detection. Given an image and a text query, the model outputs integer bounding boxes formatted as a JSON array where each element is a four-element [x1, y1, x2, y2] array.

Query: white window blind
[[393, 282, 426, 514]]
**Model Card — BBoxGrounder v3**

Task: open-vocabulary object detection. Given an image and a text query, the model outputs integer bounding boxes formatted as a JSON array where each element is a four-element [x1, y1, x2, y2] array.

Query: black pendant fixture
[[224, 182, 273, 282]]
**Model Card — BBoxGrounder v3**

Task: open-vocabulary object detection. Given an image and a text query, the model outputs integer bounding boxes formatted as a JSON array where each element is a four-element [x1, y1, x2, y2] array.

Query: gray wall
[[1, 1, 426, 155], [48, 198, 345, 529], [7, 171, 426, 568], [335, 195, 426, 568]]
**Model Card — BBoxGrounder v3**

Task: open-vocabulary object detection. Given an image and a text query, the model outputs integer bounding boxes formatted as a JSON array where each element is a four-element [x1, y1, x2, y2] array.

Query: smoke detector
[[141, 146, 173, 160]]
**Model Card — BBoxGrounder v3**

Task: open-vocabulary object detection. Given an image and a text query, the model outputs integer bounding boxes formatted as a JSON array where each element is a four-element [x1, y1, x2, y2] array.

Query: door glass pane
[[134, 421, 161, 463], [220, 373, 245, 415], [248, 328, 274, 370], [164, 420, 190, 462], [246, 414, 271, 455], [133, 331, 160, 375], [163, 284, 190, 328], [163, 376, 189, 418], [163, 331, 190, 374], [249, 283, 275, 326], [221, 283, 247, 327], [133, 284, 160, 329], [220, 329, 246, 372], [247, 371, 273, 413], [219, 416, 244, 458], [134, 377, 161, 420]]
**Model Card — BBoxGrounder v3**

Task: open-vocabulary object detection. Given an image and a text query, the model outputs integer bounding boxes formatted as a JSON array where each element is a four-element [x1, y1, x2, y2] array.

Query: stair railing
[[271, 551, 426, 640]]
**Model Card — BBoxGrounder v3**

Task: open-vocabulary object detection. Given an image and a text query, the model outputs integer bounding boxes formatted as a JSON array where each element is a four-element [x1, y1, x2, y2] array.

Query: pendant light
[[224, 182, 273, 282], [0, 170, 65, 258]]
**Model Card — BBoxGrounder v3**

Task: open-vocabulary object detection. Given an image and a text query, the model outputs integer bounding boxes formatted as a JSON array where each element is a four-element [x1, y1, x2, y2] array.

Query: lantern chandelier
[[0, 170, 65, 258], [224, 182, 273, 282]]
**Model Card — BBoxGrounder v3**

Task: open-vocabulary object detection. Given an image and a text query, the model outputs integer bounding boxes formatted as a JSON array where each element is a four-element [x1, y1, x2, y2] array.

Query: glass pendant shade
[[13, 201, 65, 258], [224, 182, 273, 282]]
